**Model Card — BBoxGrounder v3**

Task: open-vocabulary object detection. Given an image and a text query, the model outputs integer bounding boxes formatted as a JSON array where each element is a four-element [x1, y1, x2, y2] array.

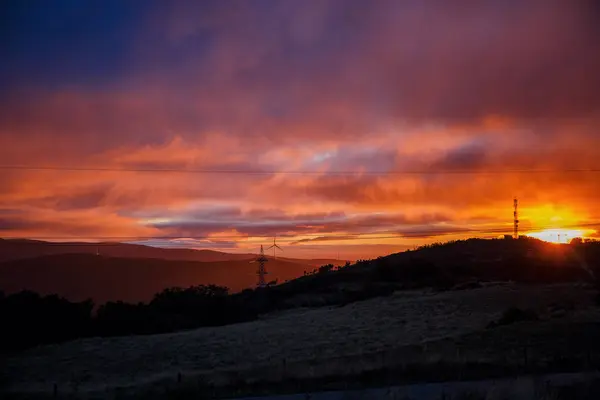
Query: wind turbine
[[268, 234, 283, 258]]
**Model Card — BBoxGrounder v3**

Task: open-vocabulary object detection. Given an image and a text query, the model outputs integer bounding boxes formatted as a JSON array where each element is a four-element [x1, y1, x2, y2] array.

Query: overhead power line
[[1, 165, 600, 175]]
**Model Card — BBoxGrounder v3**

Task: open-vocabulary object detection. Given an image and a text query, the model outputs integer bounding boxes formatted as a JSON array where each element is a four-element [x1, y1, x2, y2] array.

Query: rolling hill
[[0, 238, 340, 266], [252, 237, 600, 311], [0, 238, 342, 304], [0, 238, 256, 263], [0, 253, 325, 304], [4, 236, 595, 312]]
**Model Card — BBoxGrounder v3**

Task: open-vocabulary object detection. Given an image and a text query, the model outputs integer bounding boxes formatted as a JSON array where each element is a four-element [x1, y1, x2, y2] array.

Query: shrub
[[487, 307, 538, 329], [0, 291, 94, 353]]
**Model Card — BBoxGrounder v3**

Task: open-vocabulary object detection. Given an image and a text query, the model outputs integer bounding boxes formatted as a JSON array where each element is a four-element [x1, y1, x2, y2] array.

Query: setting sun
[[525, 228, 591, 244]]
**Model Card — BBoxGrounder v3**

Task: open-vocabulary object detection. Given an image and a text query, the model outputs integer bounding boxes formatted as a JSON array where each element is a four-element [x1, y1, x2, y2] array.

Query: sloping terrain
[[0, 239, 340, 266], [0, 253, 314, 303], [0, 238, 255, 263], [2, 238, 599, 398], [274, 238, 598, 297], [2, 284, 598, 398], [277, 257, 347, 268]]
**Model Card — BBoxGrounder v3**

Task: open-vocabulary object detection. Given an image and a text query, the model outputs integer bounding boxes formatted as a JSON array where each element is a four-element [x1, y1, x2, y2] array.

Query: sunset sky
[[1, 1, 599, 259]]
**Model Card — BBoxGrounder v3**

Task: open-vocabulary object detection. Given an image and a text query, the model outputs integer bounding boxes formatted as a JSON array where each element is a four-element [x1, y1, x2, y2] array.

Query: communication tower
[[513, 198, 519, 239]]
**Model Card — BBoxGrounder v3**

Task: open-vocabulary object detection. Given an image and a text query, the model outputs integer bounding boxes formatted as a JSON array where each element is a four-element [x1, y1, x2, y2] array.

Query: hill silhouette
[[0, 238, 255, 263], [0, 253, 318, 303], [257, 237, 599, 309], [1, 237, 597, 306], [1, 237, 599, 354], [0, 238, 340, 265]]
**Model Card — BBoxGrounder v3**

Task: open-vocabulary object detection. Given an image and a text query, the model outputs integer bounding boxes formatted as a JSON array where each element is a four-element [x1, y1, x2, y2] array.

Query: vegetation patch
[[2, 237, 599, 353], [487, 307, 539, 329]]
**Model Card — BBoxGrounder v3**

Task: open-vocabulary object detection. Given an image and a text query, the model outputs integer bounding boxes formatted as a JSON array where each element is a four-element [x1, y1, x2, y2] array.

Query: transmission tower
[[513, 197, 519, 239], [250, 245, 269, 288]]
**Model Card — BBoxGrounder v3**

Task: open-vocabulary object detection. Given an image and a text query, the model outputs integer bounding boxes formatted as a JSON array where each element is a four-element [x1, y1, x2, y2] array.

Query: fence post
[[177, 372, 182, 384], [53, 383, 58, 398], [456, 346, 462, 380]]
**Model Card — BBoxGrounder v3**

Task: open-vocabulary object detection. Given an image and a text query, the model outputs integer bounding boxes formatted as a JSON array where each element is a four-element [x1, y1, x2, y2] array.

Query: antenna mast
[[513, 197, 519, 239]]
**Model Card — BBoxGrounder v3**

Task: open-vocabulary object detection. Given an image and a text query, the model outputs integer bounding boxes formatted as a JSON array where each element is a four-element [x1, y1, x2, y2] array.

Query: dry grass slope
[[2, 283, 598, 398]]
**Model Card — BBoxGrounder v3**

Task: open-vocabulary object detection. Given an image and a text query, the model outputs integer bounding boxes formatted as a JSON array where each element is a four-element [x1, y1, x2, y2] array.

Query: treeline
[[96, 284, 255, 336], [0, 284, 259, 354], [0, 291, 93, 353]]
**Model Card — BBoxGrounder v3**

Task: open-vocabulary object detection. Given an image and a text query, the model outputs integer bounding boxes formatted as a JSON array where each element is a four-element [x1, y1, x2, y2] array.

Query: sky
[[1, 0, 599, 259]]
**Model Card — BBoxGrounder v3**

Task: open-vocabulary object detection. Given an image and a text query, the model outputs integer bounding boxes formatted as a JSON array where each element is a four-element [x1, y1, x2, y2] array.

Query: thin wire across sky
[[2, 165, 600, 175]]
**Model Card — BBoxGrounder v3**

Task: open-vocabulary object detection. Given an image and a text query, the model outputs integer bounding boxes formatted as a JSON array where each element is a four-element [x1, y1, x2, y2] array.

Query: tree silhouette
[[0, 291, 93, 353], [570, 237, 583, 245], [318, 264, 334, 274]]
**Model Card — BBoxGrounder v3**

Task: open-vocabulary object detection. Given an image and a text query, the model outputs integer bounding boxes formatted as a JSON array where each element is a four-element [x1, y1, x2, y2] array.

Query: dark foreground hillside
[[2, 283, 599, 399], [260, 237, 599, 309], [1, 238, 598, 354]]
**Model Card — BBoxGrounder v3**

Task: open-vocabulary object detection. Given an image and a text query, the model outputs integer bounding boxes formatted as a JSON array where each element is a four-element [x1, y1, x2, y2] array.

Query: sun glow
[[526, 228, 591, 244]]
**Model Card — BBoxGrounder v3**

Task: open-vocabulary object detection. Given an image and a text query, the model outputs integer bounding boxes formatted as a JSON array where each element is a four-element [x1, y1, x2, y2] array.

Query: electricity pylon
[[250, 245, 269, 288]]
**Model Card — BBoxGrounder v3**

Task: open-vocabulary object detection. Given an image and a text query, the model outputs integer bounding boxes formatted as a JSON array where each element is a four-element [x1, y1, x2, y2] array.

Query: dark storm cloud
[[292, 235, 364, 244], [0, 0, 147, 90], [432, 142, 490, 171], [291, 224, 474, 243], [133, 238, 240, 250], [0, 216, 35, 231], [148, 209, 455, 239], [50, 185, 113, 211], [0, 214, 88, 235], [162, 0, 600, 124], [149, 214, 342, 237], [2, 0, 599, 146], [394, 226, 476, 239]]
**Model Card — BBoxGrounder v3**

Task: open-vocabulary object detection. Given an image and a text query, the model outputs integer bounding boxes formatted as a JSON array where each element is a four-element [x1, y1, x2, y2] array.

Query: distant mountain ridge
[[0, 239, 343, 303], [0, 238, 255, 263], [0, 238, 341, 265], [0, 253, 324, 303], [1, 237, 598, 313]]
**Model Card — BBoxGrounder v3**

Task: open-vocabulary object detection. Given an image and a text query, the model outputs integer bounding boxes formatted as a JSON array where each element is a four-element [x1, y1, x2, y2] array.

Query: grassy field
[[1, 283, 598, 398]]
